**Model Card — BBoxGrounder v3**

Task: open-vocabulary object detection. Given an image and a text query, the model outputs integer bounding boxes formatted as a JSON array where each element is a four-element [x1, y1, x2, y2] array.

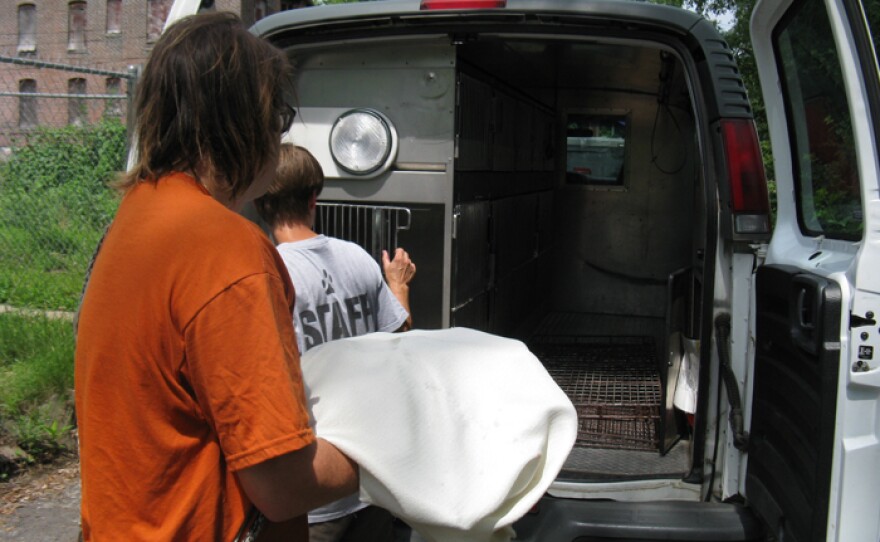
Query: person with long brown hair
[[74, 12, 357, 541]]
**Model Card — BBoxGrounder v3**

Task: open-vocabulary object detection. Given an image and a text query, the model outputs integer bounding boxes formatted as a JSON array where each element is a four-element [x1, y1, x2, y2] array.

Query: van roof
[[252, 0, 707, 41], [253, 0, 750, 121]]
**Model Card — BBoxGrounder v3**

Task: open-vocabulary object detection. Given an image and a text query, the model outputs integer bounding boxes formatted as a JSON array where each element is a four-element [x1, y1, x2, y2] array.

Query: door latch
[[850, 311, 877, 329]]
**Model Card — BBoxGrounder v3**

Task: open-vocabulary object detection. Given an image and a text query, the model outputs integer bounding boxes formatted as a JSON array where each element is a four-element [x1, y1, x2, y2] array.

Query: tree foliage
[[685, 0, 766, 141]]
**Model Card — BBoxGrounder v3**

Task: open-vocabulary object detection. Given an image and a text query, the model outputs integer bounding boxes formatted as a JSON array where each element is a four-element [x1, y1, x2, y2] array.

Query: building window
[[147, 0, 170, 41], [18, 4, 37, 53], [106, 0, 122, 33], [19, 79, 38, 128], [281, 0, 313, 9], [254, 0, 267, 21], [68, 1, 87, 51], [69, 78, 87, 126], [105, 77, 123, 117]]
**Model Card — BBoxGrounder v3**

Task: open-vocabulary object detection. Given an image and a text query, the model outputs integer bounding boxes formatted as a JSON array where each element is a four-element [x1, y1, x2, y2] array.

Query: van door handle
[[790, 274, 828, 355], [796, 288, 815, 332]]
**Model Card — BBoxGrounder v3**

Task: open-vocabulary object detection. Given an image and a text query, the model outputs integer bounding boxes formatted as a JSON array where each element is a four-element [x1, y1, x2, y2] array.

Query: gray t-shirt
[[277, 235, 409, 355], [276, 235, 409, 523]]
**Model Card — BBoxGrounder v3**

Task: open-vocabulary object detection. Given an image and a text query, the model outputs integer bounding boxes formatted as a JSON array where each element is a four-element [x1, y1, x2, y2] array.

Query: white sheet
[[673, 336, 700, 414], [300, 327, 578, 542]]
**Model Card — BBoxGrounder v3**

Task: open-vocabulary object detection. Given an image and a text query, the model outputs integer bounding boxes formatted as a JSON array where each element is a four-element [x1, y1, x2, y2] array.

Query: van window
[[565, 113, 627, 186], [774, 0, 863, 239]]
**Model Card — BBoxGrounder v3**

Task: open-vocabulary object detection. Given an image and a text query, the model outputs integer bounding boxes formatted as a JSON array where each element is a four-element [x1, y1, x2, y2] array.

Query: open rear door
[[749, 0, 880, 540]]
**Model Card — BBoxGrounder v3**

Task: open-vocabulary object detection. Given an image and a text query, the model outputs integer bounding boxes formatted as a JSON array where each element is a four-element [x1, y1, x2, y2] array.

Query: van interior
[[293, 33, 707, 483], [450, 37, 702, 481]]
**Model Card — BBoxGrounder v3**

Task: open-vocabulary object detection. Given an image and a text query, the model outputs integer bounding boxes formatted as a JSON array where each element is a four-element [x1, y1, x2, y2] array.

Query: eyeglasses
[[278, 103, 296, 133]]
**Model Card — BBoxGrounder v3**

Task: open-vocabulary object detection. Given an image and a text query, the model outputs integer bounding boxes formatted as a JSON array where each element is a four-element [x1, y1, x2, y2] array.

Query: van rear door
[[749, 0, 880, 539]]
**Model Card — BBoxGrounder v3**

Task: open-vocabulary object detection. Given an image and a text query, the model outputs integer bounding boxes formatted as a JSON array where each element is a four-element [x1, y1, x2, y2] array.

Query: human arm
[[382, 248, 416, 331], [236, 437, 358, 522]]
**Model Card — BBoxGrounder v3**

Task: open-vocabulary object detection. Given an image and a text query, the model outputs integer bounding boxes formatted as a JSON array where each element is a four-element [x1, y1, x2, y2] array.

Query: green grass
[[0, 224, 100, 311], [0, 313, 76, 465], [0, 313, 75, 411], [0, 120, 123, 473]]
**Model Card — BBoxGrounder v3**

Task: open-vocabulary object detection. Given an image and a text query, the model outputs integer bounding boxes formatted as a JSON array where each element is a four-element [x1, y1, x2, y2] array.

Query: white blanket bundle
[[300, 327, 578, 542]]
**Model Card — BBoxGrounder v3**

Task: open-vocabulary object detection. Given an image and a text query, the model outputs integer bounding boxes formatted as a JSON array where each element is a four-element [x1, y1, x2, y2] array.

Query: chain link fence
[[0, 56, 136, 312]]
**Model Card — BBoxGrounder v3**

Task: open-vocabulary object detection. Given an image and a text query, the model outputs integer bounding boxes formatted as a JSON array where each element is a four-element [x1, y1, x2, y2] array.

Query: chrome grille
[[315, 203, 411, 262]]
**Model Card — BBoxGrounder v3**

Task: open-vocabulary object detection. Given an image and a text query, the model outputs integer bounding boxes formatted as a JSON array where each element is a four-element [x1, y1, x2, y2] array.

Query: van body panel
[[289, 38, 456, 176], [751, 0, 880, 539], [720, 250, 760, 501]]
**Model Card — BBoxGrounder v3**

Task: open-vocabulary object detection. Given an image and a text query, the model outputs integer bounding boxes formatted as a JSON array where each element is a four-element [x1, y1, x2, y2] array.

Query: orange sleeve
[[183, 272, 315, 472]]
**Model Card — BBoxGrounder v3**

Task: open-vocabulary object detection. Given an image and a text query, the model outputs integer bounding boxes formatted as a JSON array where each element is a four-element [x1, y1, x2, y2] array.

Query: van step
[[513, 497, 766, 542], [529, 337, 661, 452]]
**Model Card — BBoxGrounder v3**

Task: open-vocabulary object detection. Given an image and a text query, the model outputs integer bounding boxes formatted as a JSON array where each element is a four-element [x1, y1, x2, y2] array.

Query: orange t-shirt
[[74, 174, 315, 541]]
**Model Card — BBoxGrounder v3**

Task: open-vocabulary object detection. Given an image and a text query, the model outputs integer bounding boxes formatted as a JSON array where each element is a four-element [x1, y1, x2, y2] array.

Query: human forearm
[[237, 438, 358, 522], [382, 248, 416, 330], [389, 284, 413, 331]]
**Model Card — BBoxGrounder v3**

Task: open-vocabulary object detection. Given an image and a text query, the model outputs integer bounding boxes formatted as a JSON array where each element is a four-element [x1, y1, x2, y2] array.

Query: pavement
[[0, 458, 427, 541], [0, 458, 81, 542]]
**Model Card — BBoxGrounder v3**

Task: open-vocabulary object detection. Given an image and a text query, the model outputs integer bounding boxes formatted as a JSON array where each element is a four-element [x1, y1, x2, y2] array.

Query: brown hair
[[118, 12, 294, 199], [253, 143, 324, 226]]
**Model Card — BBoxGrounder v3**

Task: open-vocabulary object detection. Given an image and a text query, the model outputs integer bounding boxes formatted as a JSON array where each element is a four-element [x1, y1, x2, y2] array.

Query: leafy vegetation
[[0, 313, 77, 473], [0, 120, 124, 311], [0, 120, 124, 471]]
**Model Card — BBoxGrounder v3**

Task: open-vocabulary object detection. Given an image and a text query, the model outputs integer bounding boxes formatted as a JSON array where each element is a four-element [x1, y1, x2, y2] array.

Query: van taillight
[[721, 119, 771, 236], [420, 0, 506, 9]]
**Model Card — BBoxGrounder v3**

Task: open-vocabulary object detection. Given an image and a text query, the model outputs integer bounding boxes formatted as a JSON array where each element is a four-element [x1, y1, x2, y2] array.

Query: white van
[[186, 0, 880, 539]]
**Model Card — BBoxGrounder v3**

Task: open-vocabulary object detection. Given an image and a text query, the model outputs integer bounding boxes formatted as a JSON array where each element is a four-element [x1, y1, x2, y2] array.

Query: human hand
[[382, 248, 416, 288]]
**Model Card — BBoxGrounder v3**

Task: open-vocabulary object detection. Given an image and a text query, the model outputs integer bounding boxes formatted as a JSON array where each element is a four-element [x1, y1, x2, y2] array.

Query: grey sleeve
[[372, 259, 409, 332]]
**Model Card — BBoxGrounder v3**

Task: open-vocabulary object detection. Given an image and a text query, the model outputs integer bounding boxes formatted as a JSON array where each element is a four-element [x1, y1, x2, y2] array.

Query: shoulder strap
[[73, 224, 111, 339]]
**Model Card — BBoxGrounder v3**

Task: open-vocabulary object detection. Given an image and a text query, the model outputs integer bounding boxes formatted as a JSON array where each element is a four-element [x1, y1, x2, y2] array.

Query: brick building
[[0, 0, 306, 145]]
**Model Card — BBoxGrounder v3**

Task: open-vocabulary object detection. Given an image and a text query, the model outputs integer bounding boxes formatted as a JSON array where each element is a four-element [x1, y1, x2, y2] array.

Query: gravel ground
[[0, 457, 81, 542]]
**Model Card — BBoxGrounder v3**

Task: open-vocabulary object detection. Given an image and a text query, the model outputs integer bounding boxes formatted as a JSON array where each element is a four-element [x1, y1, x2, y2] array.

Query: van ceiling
[[458, 38, 666, 104]]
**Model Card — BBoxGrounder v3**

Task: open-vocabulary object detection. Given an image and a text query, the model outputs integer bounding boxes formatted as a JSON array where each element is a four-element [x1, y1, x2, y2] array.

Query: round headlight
[[329, 109, 394, 175]]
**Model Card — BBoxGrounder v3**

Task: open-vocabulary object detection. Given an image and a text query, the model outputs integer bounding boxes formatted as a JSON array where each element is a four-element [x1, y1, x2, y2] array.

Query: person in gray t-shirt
[[254, 143, 415, 542]]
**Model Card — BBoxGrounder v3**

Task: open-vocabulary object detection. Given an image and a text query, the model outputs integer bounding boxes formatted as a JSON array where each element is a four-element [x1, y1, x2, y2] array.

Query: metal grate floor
[[530, 337, 661, 452]]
